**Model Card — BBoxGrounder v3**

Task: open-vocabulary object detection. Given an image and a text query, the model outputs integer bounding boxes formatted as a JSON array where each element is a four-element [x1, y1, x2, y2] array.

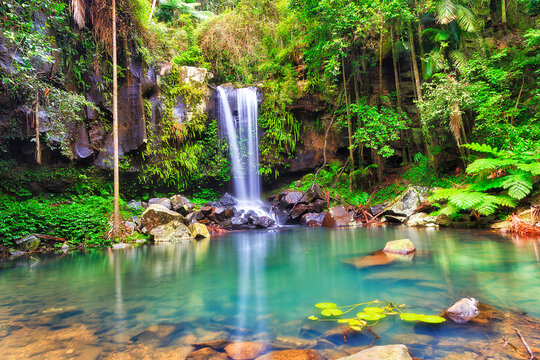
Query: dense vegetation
[[0, 0, 539, 247]]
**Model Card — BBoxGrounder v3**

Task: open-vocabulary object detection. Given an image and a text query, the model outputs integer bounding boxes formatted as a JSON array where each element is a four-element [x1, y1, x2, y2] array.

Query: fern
[[470, 177, 505, 191], [516, 162, 540, 176], [466, 158, 502, 174], [447, 190, 484, 209], [502, 172, 534, 200], [462, 143, 500, 156]]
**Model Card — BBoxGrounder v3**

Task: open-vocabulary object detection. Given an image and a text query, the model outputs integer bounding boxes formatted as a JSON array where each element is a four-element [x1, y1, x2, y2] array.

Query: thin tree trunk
[[408, 21, 433, 161], [35, 93, 41, 165], [391, 25, 407, 164], [378, 30, 384, 103], [501, 0, 507, 24], [112, 0, 120, 238], [342, 56, 354, 191], [149, 0, 158, 20]]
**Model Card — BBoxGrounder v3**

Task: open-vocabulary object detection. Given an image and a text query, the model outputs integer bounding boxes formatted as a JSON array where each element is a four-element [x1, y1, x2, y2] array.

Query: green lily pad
[[363, 307, 385, 314], [321, 308, 343, 317], [399, 313, 421, 322], [420, 315, 446, 323], [350, 325, 363, 331], [315, 303, 337, 309], [357, 312, 386, 321], [308, 316, 319, 320]]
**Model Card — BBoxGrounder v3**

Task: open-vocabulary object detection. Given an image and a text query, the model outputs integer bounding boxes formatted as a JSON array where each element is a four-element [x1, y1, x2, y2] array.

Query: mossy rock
[[383, 239, 416, 254]]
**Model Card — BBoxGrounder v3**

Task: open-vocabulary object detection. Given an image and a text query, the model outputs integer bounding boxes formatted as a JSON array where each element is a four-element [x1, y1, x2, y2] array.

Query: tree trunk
[[408, 22, 433, 161], [35, 93, 41, 165], [501, 0, 507, 25], [112, 0, 120, 238], [342, 56, 354, 191], [378, 30, 384, 103], [149, 0, 158, 20], [391, 25, 407, 164]]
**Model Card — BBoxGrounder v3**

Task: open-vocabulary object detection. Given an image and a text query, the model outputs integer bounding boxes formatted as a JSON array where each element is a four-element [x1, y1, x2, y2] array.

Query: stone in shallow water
[[225, 342, 267, 360], [271, 336, 317, 349], [150, 221, 193, 242], [301, 213, 326, 227], [322, 206, 355, 227], [342, 251, 398, 269], [256, 349, 324, 360], [336, 344, 413, 360], [186, 347, 229, 360], [189, 223, 210, 240], [444, 297, 479, 324], [193, 339, 231, 351], [15, 235, 41, 252], [383, 239, 416, 254]]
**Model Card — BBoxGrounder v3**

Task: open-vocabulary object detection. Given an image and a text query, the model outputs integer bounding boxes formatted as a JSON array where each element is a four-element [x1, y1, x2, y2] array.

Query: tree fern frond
[[448, 191, 484, 209], [466, 158, 502, 174], [474, 199, 498, 216], [471, 177, 505, 191], [502, 173, 533, 200], [516, 162, 540, 175], [440, 203, 459, 217], [462, 143, 500, 155], [429, 187, 462, 202]]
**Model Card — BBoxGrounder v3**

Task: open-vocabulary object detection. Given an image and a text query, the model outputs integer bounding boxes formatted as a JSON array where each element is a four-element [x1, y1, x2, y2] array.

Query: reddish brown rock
[[301, 213, 326, 227], [193, 339, 232, 351], [186, 347, 229, 360], [225, 342, 267, 360], [255, 349, 324, 360], [322, 206, 354, 227]]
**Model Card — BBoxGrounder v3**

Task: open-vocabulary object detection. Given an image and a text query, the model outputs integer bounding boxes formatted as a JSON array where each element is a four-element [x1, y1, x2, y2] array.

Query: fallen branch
[[515, 328, 535, 360], [32, 234, 65, 242]]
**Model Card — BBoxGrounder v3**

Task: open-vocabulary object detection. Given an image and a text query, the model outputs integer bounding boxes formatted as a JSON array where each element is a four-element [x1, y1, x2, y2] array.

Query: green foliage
[[309, 300, 445, 332], [430, 142, 539, 217], [349, 99, 409, 158], [0, 196, 113, 247], [371, 183, 407, 205]]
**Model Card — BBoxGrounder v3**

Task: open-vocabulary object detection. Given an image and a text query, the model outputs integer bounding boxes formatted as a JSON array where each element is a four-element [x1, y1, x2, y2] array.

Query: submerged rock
[[444, 297, 480, 324], [383, 239, 416, 254], [322, 206, 355, 227], [256, 349, 324, 360], [337, 344, 413, 360], [186, 347, 229, 360], [140, 204, 184, 232], [193, 339, 231, 351], [342, 250, 414, 269], [225, 342, 267, 360], [271, 336, 317, 350], [150, 221, 193, 242], [188, 223, 210, 240]]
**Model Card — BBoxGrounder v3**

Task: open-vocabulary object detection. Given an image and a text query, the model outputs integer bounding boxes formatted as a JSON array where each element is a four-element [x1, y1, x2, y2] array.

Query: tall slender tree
[[112, 0, 120, 238]]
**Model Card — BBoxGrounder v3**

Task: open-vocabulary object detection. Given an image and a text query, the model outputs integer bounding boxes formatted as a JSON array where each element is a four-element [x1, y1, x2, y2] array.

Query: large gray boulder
[[150, 221, 193, 243], [148, 197, 172, 210], [336, 345, 413, 360], [322, 206, 355, 227], [383, 186, 430, 220], [16, 235, 41, 252], [140, 204, 184, 232]]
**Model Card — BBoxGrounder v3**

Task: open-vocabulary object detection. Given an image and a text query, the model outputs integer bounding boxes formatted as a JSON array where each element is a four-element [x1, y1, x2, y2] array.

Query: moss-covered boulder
[[188, 223, 211, 240], [150, 221, 193, 243], [140, 204, 184, 232], [383, 239, 416, 254]]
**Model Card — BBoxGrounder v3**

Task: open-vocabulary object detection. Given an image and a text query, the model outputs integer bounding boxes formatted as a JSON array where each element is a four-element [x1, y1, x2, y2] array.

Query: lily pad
[[350, 325, 363, 331], [400, 313, 421, 322], [321, 308, 343, 317], [357, 312, 386, 321], [308, 316, 319, 320], [315, 303, 337, 309], [420, 315, 446, 323], [363, 307, 385, 314]]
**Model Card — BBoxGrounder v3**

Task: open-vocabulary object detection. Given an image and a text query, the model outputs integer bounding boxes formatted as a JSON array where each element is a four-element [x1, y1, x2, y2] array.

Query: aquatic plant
[[308, 300, 446, 333]]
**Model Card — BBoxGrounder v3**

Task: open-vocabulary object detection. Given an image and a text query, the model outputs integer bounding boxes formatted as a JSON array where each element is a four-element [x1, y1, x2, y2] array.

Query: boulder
[[211, 207, 234, 222], [290, 204, 310, 220], [225, 342, 267, 360], [336, 345, 413, 360], [444, 297, 479, 324], [309, 199, 326, 213], [280, 191, 307, 208], [189, 223, 211, 240], [231, 216, 249, 230], [186, 211, 204, 224], [148, 197, 172, 210], [322, 206, 355, 227], [300, 213, 326, 227], [271, 336, 317, 350], [406, 212, 438, 227], [219, 193, 238, 207], [383, 187, 429, 219], [140, 204, 184, 232], [186, 347, 229, 360], [306, 184, 325, 202], [193, 340, 231, 351], [256, 349, 324, 360], [150, 221, 193, 243], [127, 200, 144, 211], [124, 221, 137, 234], [342, 251, 397, 269], [255, 216, 275, 229], [170, 195, 191, 213], [383, 239, 416, 255], [383, 239, 415, 254], [16, 235, 41, 252]]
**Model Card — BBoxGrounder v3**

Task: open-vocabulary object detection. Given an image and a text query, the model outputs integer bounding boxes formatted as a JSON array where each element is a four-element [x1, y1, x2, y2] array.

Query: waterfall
[[217, 86, 262, 203]]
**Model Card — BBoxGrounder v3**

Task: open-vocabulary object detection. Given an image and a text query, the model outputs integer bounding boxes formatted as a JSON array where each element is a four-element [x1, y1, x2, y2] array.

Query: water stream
[[0, 227, 539, 358]]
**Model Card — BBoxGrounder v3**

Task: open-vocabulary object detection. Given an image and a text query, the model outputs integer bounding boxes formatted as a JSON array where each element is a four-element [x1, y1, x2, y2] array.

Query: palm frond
[[450, 50, 467, 72], [70, 0, 86, 29], [454, 4, 478, 32], [436, 0, 457, 24]]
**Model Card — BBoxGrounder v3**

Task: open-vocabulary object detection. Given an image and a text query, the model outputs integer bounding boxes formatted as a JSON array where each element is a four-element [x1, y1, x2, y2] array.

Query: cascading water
[[217, 86, 272, 218]]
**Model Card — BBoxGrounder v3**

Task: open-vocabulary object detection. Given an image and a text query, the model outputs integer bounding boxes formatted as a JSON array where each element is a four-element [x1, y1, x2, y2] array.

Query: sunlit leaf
[[357, 312, 386, 321], [321, 308, 343, 317], [400, 313, 422, 322], [350, 325, 363, 331], [420, 315, 446, 323], [315, 303, 337, 309], [363, 307, 385, 314], [308, 316, 319, 320]]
